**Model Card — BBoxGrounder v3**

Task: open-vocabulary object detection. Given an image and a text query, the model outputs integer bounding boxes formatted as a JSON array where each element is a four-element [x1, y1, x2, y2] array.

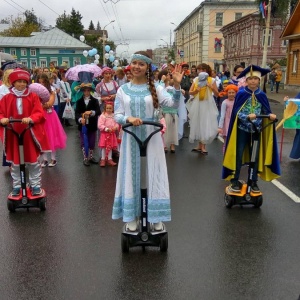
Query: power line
[[38, 0, 60, 16], [9, 0, 26, 11], [3, 0, 23, 14]]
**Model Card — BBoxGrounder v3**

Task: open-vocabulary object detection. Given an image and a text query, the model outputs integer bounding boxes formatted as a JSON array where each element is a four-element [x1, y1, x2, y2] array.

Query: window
[[292, 52, 298, 73], [62, 58, 69, 68], [50, 58, 58, 66], [214, 38, 222, 53], [40, 59, 47, 68], [262, 29, 272, 47], [0, 48, 4, 52], [21, 48, 27, 56], [30, 59, 37, 69], [73, 58, 81, 66], [10, 48, 16, 56], [235, 13, 242, 20], [20, 60, 28, 67], [30, 49, 36, 56], [216, 13, 223, 26], [282, 40, 288, 47]]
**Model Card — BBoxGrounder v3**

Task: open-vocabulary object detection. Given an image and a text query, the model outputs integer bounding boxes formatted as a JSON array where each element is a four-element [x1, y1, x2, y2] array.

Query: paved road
[[0, 106, 300, 299]]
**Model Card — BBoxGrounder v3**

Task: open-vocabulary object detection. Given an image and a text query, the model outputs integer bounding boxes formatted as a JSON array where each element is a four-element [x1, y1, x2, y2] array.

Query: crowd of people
[[0, 55, 297, 231]]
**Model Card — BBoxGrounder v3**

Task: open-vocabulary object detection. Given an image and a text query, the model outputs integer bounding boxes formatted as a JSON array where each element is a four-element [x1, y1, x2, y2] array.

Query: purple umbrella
[[29, 83, 50, 104], [65, 64, 102, 81], [1, 61, 25, 71]]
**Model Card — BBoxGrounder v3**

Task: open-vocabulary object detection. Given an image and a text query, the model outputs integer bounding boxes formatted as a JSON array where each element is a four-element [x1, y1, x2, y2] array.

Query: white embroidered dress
[[112, 82, 180, 223]]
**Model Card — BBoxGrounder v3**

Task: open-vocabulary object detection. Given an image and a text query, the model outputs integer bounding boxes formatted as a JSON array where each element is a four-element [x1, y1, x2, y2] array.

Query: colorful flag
[[260, 2, 266, 18]]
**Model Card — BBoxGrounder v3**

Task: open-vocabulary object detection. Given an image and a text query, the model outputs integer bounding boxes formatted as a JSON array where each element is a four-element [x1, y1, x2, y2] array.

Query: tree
[[55, 8, 84, 38], [0, 17, 40, 37], [255, 0, 294, 19], [0, 18, 10, 24], [89, 21, 95, 30], [96, 21, 101, 30]]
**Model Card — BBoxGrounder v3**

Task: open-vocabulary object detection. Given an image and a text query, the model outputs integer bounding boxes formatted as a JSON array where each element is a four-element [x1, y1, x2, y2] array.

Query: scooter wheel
[[254, 196, 263, 208], [224, 194, 234, 208], [121, 234, 129, 253], [160, 233, 168, 252], [39, 197, 47, 211], [7, 200, 16, 213]]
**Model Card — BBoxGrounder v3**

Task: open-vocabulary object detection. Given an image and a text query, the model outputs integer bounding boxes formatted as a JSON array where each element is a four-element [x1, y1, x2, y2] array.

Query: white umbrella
[[0, 52, 15, 66]]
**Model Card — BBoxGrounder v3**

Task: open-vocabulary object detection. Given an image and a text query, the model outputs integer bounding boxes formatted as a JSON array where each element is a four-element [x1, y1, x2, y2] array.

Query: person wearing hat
[[75, 72, 101, 166], [222, 65, 281, 193], [0, 69, 50, 196]]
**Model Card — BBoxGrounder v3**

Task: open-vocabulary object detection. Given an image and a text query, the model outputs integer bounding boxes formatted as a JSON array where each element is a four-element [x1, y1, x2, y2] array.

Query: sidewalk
[[266, 85, 299, 104]]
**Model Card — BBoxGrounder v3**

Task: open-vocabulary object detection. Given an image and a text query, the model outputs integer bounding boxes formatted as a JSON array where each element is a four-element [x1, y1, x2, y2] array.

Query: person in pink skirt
[[98, 102, 118, 167], [218, 84, 238, 153], [37, 73, 67, 167]]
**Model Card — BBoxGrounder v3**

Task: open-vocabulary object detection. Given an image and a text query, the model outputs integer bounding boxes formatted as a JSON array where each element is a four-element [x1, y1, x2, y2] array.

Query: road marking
[[271, 179, 300, 203], [218, 135, 300, 203]]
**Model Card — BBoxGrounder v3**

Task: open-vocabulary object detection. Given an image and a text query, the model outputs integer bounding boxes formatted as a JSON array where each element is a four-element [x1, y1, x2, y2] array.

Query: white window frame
[[30, 59, 37, 69], [10, 48, 16, 56], [216, 13, 223, 26], [30, 49, 36, 56], [40, 59, 47, 68], [292, 52, 298, 73], [21, 48, 27, 56], [0, 48, 4, 53], [20, 59, 28, 67], [262, 29, 272, 47], [214, 39, 222, 53], [73, 57, 81, 66], [62, 57, 69, 68], [50, 58, 58, 66]]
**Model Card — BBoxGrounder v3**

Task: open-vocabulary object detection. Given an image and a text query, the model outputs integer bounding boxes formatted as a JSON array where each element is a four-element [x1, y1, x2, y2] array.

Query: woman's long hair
[[36, 73, 52, 93], [134, 51, 158, 109], [196, 63, 212, 77]]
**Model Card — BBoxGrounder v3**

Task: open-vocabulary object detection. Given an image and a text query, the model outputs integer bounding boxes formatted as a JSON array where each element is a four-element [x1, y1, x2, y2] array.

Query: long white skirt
[[188, 92, 218, 144], [164, 113, 179, 147]]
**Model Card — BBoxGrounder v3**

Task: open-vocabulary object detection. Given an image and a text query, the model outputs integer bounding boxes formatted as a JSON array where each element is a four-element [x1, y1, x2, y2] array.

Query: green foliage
[[0, 18, 10, 24], [55, 8, 84, 39], [0, 17, 40, 37], [89, 21, 95, 30], [168, 48, 175, 61], [96, 21, 101, 30], [255, 0, 293, 19]]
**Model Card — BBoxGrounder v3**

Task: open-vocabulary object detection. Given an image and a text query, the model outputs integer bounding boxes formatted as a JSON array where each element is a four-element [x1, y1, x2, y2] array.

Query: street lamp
[[170, 22, 178, 27], [102, 20, 115, 66], [160, 38, 169, 48]]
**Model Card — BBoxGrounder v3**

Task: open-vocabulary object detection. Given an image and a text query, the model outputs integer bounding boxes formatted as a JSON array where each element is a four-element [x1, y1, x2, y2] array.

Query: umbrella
[[65, 64, 102, 81], [1, 61, 25, 71], [82, 124, 89, 158], [28, 83, 50, 104]]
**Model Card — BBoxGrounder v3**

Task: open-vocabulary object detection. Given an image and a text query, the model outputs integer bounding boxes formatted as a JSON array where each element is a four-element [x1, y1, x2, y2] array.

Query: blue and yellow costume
[[222, 86, 281, 182]]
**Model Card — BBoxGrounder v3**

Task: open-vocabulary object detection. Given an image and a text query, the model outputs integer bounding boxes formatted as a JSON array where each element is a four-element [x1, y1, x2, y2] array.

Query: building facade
[[173, 0, 257, 70], [221, 12, 287, 75], [152, 47, 169, 67], [0, 27, 91, 69], [280, 0, 300, 89]]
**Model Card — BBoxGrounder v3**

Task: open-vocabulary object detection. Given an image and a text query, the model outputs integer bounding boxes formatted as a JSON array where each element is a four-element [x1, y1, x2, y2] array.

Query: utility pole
[[261, 0, 272, 68]]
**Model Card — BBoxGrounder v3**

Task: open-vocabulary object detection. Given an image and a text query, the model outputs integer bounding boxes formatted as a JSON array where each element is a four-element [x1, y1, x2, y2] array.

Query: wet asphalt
[[0, 100, 300, 300]]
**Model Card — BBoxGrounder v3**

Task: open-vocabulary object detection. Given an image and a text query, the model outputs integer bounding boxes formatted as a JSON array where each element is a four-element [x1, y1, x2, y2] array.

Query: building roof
[[0, 27, 90, 49], [281, 0, 300, 39]]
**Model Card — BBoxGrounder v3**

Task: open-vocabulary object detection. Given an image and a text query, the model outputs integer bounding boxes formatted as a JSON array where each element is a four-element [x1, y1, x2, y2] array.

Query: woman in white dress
[[112, 51, 184, 231], [189, 63, 219, 154]]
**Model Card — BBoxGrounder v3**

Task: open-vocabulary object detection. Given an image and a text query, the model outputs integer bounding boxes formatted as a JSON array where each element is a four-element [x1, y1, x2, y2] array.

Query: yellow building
[[173, 0, 257, 71]]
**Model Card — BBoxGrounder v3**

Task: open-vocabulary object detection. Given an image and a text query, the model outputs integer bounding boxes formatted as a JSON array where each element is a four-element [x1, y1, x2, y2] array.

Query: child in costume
[[97, 101, 118, 167], [75, 72, 101, 166], [218, 84, 239, 153], [222, 65, 281, 192], [38, 73, 67, 167], [0, 69, 50, 196]]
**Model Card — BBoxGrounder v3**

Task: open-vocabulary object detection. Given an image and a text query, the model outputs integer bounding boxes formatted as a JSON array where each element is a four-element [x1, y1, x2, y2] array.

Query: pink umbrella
[[29, 83, 50, 104], [65, 64, 102, 81]]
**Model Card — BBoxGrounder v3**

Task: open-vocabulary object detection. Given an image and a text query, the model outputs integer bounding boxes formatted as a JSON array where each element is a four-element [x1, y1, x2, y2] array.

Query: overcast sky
[[1, 0, 203, 58]]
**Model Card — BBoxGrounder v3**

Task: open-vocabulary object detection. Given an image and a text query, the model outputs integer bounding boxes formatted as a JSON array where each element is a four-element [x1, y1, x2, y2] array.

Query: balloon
[[109, 55, 115, 62], [104, 53, 110, 59], [92, 48, 97, 55], [79, 35, 85, 42], [105, 45, 110, 52], [113, 66, 118, 70], [113, 60, 119, 66], [95, 54, 100, 60], [94, 60, 99, 64], [88, 50, 93, 56], [83, 50, 88, 57], [109, 50, 114, 55]]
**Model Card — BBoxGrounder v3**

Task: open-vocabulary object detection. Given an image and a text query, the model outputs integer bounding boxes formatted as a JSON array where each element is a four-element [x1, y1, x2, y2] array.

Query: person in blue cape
[[222, 65, 281, 192]]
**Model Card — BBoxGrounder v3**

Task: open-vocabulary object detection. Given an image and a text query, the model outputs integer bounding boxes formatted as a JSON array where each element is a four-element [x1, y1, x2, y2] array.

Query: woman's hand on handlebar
[[269, 113, 277, 121], [248, 113, 256, 120], [127, 117, 143, 126], [22, 118, 32, 124], [0, 118, 9, 125]]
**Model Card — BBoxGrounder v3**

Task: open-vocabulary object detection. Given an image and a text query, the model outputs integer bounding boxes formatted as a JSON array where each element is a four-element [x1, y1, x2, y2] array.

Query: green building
[[0, 27, 91, 69]]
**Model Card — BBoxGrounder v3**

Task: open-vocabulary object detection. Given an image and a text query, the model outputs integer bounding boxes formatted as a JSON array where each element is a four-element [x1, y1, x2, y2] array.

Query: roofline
[[280, 0, 300, 38]]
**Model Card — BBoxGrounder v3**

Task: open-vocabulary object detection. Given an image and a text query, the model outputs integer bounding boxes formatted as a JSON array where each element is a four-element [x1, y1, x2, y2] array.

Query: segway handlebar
[[247, 115, 278, 133], [122, 121, 163, 153]]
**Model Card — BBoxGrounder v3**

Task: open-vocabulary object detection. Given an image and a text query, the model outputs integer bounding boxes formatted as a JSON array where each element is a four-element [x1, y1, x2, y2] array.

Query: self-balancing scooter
[[121, 121, 168, 252], [5, 119, 47, 212], [224, 115, 277, 208]]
